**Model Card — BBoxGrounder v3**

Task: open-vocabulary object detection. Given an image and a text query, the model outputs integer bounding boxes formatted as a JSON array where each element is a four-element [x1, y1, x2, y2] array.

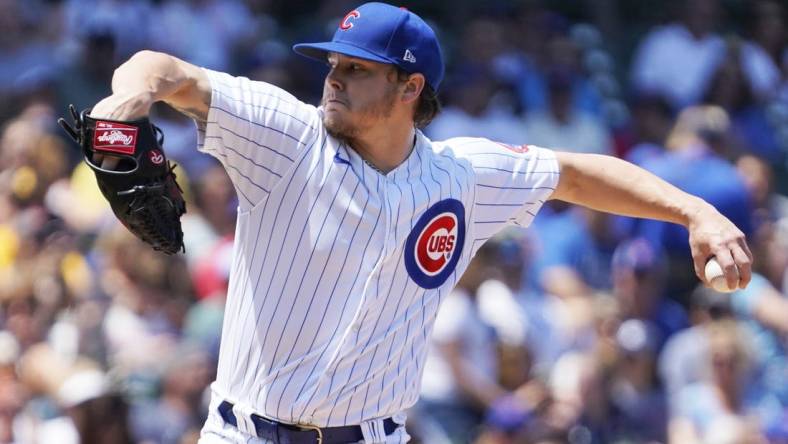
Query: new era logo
[[403, 49, 416, 63]]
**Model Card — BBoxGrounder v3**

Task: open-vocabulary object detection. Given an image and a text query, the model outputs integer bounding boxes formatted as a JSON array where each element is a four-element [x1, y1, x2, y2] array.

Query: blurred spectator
[[630, 0, 725, 109], [730, 272, 788, 431], [609, 319, 668, 443], [740, 0, 785, 102], [659, 285, 733, 399], [518, 216, 601, 372], [0, 367, 27, 444], [736, 154, 788, 232], [149, 103, 208, 178], [0, 0, 55, 122], [620, 92, 674, 164], [98, 228, 193, 384], [55, 24, 116, 116], [703, 41, 782, 164], [757, 218, 788, 294], [182, 162, 238, 269], [148, 0, 257, 71], [58, 369, 133, 444], [725, 220, 788, 430], [545, 350, 611, 443], [522, 68, 612, 155], [528, 204, 625, 298], [426, 64, 526, 145], [476, 230, 531, 351], [418, 241, 505, 444], [61, 0, 154, 60], [130, 343, 212, 444], [512, 14, 604, 117], [611, 238, 688, 348], [668, 320, 765, 444], [0, 108, 71, 210]]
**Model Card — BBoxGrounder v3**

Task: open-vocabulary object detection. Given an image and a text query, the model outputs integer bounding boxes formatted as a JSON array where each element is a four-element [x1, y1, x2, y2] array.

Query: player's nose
[[325, 69, 344, 91]]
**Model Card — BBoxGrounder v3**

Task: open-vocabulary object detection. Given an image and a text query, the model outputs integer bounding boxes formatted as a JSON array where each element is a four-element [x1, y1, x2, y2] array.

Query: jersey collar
[[338, 129, 427, 183]]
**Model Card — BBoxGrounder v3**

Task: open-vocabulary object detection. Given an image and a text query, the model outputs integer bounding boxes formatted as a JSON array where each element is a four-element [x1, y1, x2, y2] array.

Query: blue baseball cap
[[293, 2, 445, 91]]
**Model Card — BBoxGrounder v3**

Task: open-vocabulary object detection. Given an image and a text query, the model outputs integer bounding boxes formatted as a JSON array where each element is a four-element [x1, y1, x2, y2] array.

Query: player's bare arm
[[549, 151, 752, 290], [91, 50, 211, 123]]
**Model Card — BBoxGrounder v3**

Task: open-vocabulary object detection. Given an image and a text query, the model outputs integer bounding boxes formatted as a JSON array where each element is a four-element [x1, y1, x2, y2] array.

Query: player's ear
[[401, 73, 425, 104]]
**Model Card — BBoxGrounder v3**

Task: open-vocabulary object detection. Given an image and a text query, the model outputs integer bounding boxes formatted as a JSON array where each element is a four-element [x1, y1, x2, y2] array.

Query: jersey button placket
[[384, 176, 400, 254]]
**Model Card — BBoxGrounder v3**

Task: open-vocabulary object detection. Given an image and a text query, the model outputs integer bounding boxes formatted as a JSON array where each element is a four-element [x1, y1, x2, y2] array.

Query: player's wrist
[[680, 196, 715, 229]]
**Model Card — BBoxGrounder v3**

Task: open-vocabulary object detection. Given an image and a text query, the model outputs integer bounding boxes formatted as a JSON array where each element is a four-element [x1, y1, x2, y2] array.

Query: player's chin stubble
[[321, 89, 398, 143], [323, 109, 359, 142]]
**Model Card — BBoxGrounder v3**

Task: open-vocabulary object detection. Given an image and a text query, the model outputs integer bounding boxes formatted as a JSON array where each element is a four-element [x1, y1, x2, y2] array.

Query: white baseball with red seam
[[704, 257, 738, 293]]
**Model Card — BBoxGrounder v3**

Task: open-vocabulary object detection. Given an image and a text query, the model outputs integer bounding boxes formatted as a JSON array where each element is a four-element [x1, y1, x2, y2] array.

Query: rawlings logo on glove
[[58, 105, 187, 255], [94, 122, 138, 154]]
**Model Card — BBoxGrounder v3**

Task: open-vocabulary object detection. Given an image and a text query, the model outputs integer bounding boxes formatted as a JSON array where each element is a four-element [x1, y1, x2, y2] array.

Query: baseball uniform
[[195, 69, 559, 444], [194, 3, 560, 444]]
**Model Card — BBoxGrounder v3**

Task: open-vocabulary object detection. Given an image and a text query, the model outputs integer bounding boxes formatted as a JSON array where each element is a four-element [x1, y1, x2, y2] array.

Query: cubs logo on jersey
[[404, 198, 465, 289]]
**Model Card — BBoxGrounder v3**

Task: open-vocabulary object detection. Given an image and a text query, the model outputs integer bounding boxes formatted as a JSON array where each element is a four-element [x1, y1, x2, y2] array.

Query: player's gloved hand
[[58, 104, 186, 255], [89, 92, 155, 169], [687, 203, 752, 290]]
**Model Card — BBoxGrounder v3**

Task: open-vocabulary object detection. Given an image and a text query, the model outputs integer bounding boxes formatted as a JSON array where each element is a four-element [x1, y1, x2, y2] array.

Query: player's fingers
[[713, 248, 739, 291], [102, 157, 120, 170], [93, 154, 120, 170], [692, 244, 712, 284], [693, 257, 705, 285], [731, 245, 752, 289], [739, 236, 754, 263]]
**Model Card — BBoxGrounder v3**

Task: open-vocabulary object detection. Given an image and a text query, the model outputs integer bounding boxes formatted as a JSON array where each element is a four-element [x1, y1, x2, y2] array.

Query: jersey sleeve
[[196, 68, 321, 210], [449, 138, 560, 243]]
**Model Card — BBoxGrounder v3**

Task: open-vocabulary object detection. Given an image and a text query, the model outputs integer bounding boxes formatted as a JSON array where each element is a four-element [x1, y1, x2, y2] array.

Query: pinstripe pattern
[[195, 69, 560, 434]]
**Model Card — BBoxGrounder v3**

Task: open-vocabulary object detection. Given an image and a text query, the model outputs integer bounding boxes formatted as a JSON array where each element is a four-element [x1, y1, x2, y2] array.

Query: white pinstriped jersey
[[195, 69, 560, 429]]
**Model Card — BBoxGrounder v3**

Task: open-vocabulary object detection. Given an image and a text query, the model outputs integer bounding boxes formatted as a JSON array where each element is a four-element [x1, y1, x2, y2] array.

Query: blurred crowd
[[1, 0, 787, 443]]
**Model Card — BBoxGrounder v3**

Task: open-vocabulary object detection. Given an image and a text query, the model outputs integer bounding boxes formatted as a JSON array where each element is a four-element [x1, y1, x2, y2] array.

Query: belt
[[217, 400, 398, 444]]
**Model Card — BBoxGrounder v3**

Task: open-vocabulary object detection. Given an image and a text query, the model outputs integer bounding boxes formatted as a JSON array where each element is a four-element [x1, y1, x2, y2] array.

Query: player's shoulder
[[203, 67, 321, 119], [429, 136, 544, 161], [427, 136, 494, 158]]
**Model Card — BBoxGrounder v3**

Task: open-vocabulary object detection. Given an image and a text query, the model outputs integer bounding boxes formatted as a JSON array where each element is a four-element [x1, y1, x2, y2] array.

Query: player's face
[[321, 53, 403, 139]]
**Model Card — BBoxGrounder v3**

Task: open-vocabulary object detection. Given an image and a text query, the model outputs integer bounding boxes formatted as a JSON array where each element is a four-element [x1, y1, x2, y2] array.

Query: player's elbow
[[550, 151, 582, 202], [122, 50, 157, 71], [128, 49, 168, 63], [119, 50, 178, 75]]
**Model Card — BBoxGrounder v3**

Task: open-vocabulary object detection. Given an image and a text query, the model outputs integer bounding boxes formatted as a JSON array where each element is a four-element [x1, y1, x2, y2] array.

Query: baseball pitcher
[[71, 3, 751, 443]]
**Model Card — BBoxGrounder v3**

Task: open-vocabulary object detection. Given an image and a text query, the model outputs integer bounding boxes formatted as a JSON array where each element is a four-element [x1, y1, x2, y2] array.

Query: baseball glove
[[58, 105, 186, 255]]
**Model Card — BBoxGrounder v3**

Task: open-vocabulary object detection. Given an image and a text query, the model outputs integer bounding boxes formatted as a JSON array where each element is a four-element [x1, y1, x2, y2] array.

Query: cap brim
[[293, 41, 393, 65]]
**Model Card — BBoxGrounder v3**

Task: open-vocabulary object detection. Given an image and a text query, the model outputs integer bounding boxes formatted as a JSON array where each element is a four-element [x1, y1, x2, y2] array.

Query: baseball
[[704, 257, 738, 293]]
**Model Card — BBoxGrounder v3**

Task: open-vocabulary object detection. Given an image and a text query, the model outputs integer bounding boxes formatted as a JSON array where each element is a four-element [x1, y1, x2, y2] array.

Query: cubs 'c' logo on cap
[[404, 198, 466, 289], [339, 10, 360, 30]]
